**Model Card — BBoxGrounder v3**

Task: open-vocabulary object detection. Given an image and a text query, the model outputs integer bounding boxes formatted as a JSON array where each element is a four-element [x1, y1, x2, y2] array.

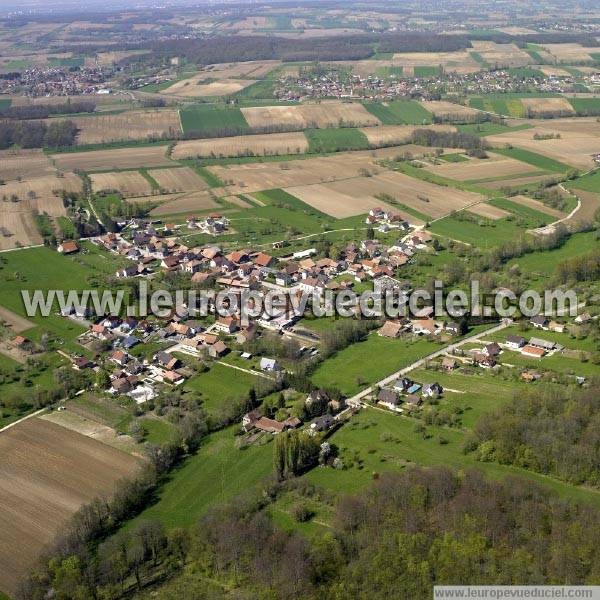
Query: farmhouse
[[378, 388, 401, 409], [530, 315, 550, 330], [505, 335, 526, 349], [528, 337, 558, 352], [58, 240, 80, 254], [309, 414, 335, 434], [378, 320, 404, 338]]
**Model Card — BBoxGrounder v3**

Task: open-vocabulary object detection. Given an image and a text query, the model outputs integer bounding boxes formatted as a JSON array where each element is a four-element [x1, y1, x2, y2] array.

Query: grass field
[[179, 105, 250, 136], [414, 66, 442, 77], [491, 147, 571, 173], [456, 122, 533, 137], [438, 152, 469, 162], [430, 213, 527, 246], [0, 99, 12, 111], [304, 408, 600, 507], [568, 169, 600, 192], [375, 66, 404, 78], [567, 97, 600, 115], [184, 363, 259, 414], [305, 128, 369, 153], [252, 187, 332, 220], [124, 425, 273, 529], [311, 334, 442, 396], [488, 197, 555, 226], [363, 100, 433, 125]]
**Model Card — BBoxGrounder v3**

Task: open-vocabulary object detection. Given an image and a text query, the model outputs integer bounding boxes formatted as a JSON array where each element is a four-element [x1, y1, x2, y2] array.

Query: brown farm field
[[51, 146, 173, 171], [285, 170, 483, 220], [468, 203, 511, 219], [241, 102, 380, 129], [172, 132, 309, 159], [90, 171, 152, 197], [509, 195, 566, 219], [147, 167, 209, 193], [540, 43, 599, 63], [72, 109, 182, 144], [0, 149, 56, 181], [487, 118, 600, 170], [0, 418, 140, 596], [521, 97, 575, 118], [360, 124, 456, 146], [424, 152, 543, 181], [420, 100, 482, 121], [149, 190, 219, 216], [469, 41, 533, 67]]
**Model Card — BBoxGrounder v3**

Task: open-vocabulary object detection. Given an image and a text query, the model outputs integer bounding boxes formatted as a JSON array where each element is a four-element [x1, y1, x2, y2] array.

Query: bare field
[[521, 97, 575, 117], [90, 171, 152, 197], [285, 169, 483, 219], [360, 124, 456, 146], [241, 102, 380, 129], [540, 43, 598, 63], [540, 66, 574, 77], [172, 132, 309, 159], [470, 41, 533, 67], [73, 110, 182, 144], [391, 50, 481, 71], [0, 305, 35, 333], [0, 418, 140, 596], [95, 50, 148, 65], [51, 146, 173, 171], [425, 152, 541, 181], [482, 174, 559, 190], [0, 212, 42, 250], [208, 151, 383, 194], [420, 100, 482, 120], [573, 190, 600, 224], [0, 149, 55, 181], [149, 190, 219, 216], [223, 195, 254, 208], [147, 167, 209, 193], [468, 203, 511, 219], [488, 121, 600, 170]]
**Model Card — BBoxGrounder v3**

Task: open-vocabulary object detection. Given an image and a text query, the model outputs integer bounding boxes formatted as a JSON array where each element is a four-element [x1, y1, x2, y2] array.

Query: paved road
[[346, 321, 512, 407]]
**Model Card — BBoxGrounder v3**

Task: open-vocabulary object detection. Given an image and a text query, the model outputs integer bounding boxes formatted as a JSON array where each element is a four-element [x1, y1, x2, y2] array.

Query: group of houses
[[377, 377, 444, 412]]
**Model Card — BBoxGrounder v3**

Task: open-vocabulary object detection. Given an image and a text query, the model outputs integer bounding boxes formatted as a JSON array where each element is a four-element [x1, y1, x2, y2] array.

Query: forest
[[468, 388, 600, 486], [0, 119, 78, 149], [20, 466, 600, 599]]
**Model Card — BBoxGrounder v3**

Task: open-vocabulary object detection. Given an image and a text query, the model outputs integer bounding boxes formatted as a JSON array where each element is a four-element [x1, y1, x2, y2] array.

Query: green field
[[363, 100, 433, 125], [491, 147, 571, 173], [456, 122, 533, 137], [507, 67, 544, 78], [311, 334, 442, 396], [0, 98, 11, 111], [413, 66, 441, 77], [470, 97, 526, 118], [566, 97, 600, 115], [252, 188, 332, 220], [488, 197, 555, 226], [49, 56, 84, 68], [305, 127, 369, 153], [567, 169, 600, 192], [375, 66, 404, 78], [185, 363, 259, 414], [439, 152, 469, 163], [470, 52, 490, 68], [179, 105, 250, 136], [305, 408, 600, 507], [430, 214, 527, 246], [124, 426, 274, 529]]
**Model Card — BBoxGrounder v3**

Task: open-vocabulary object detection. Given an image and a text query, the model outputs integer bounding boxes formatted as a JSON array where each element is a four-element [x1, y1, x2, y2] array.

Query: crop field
[[505, 194, 565, 218], [72, 110, 182, 145], [420, 100, 482, 121], [90, 170, 153, 197], [0, 418, 140, 596], [540, 43, 599, 63], [51, 145, 173, 171], [488, 198, 556, 225], [0, 149, 55, 181], [0, 173, 78, 249], [568, 97, 600, 115], [149, 190, 219, 216], [172, 132, 309, 159], [481, 173, 559, 190], [491, 145, 575, 172], [360, 124, 455, 145], [285, 169, 483, 219], [146, 167, 210, 193], [469, 96, 527, 117], [241, 102, 380, 129], [469, 41, 533, 67], [521, 97, 576, 117], [468, 202, 512, 219], [305, 127, 369, 152], [391, 50, 481, 72], [206, 150, 386, 194], [424, 152, 543, 181], [179, 105, 249, 135], [362, 100, 433, 125]]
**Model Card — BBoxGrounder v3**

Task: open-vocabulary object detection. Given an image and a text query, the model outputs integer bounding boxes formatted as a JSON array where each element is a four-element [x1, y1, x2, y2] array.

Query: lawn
[[179, 105, 250, 136], [438, 152, 469, 163], [311, 334, 443, 396], [184, 363, 259, 414], [124, 425, 274, 529], [491, 147, 571, 173], [305, 128, 369, 153], [363, 100, 433, 125], [140, 417, 176, 444], [304, 408, 600, 507]]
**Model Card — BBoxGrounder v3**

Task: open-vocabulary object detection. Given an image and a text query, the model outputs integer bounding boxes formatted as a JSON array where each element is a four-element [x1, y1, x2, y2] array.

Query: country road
[[346, 320, 513, 407]]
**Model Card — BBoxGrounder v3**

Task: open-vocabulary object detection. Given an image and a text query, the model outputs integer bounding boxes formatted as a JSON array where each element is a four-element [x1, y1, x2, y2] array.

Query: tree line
[[0, 119, 78, 149], [0, 100, 95, 120]]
